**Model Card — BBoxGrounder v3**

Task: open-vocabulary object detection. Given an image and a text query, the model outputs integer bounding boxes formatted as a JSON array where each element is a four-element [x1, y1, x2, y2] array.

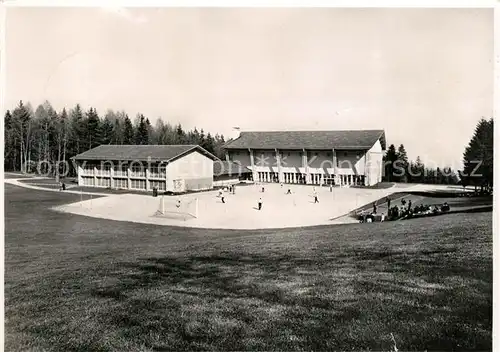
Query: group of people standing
[[220, 183, 322, 211], [217, 184, 237, 204]]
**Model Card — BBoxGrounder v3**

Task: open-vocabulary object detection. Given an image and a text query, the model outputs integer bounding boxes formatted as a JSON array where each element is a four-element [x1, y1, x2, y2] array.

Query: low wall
[[184, 177, 213, 191]]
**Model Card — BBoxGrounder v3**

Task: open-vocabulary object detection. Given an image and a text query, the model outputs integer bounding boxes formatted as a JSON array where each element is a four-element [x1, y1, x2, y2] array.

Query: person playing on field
[[286, 188, 292, 195], [329, 183, 333, 192], [258, 197, 263, 210], [373, 201, 377, 214], [221, 194, 225, 203], [261, 186, 265, 193], [386, 197, 391, 210], [313, 192, 319, 204], [176, 196, 181, 208]]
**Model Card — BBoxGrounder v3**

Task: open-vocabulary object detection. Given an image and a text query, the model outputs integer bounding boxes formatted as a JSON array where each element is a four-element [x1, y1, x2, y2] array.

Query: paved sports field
[[49, 182, 466, 229], [5, 175, 472, 230]]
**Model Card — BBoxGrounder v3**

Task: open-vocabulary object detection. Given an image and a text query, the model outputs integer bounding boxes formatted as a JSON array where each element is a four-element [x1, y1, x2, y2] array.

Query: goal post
[[154, 195, 198, 220]]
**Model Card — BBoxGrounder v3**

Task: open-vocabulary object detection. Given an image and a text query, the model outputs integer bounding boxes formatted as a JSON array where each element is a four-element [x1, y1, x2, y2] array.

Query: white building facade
[[73, 145, 216, 192], [224, 130, 386, 187]]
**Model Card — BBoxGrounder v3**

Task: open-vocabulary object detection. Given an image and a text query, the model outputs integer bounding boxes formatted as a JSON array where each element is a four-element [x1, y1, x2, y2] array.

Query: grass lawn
[[4, 173, 36, 179], [5, 184, 492, 351]]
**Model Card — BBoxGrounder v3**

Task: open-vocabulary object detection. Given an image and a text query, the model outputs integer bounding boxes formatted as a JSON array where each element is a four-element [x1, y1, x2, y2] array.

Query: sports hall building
[[72, 145, 218, 193], [223, 129, 386, 187]]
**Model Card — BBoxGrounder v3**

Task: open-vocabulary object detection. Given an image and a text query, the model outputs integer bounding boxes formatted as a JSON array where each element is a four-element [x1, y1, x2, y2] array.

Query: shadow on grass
[[84, 250, 491, 351]]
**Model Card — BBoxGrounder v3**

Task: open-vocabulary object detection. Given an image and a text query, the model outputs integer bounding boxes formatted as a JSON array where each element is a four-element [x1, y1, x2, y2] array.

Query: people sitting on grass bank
[[397, 202, 450, 220], [358, 199, 451, 223], [372, 201, 452, 222]]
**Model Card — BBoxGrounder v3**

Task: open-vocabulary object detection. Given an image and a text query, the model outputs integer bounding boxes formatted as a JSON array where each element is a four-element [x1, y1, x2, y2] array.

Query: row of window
[[150, 180, 166, 191], [339, 175, 366, 186], [81, 176, 167, 190], [255, 172, 366, 186], [114, 178, 128, 189], [231, 151, 361, 158], [282, 173, 306, 184], [130, 179, 146, 190], [82, 177, 94, 186], [96, 177, 111, 187], [81, 165, 167, 178]]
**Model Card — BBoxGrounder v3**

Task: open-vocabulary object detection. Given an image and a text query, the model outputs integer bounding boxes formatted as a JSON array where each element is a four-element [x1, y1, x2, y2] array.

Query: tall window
[[131, 179, 146, 190], [115, 178, 128, 189], [114, 163, 128, 177], [150, 180, 166, 191], [83, 164, 94, 175], [82, 177, 94, 186], [130, 163, 145, 178], [149, 165, 166, 179], [96, 163, 111, 176], [96, 177, 111, 187]]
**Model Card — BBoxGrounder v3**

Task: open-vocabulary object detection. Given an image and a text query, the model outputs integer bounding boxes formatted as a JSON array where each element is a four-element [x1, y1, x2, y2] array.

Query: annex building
[[213, 161, 252, 187], [72, 145, 218, 192], [223, 129, 386, 187]]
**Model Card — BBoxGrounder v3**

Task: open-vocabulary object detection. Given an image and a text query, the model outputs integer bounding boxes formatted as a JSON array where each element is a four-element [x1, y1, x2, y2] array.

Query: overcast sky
[[5, 7, 493, 168]]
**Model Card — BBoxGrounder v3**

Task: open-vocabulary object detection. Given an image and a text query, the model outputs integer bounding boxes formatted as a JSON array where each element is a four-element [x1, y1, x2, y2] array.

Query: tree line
[[4, 100, 227, 176], [382, 117, 494, 189], [382, 144, 460, 185]]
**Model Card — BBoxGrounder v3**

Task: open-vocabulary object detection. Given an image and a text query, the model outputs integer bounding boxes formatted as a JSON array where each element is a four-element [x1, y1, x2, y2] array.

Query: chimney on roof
[[230, 127, 241, 141]]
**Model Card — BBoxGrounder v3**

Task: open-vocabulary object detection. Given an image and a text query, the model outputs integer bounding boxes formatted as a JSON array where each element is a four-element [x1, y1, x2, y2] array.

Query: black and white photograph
[[2, 3, 496, 351]]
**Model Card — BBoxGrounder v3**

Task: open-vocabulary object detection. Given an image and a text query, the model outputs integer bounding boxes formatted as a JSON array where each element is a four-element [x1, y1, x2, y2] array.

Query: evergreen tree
[[85, 107, 101, 149], [123, 115, 134, 144], [47, 103, 59, 164], [199, 128, 206, 148], [412, 156, 425, 183], [462, 117, 494, 191], [4, 110, 16, 170], [146, 118, 154, 144], [192, 128, 201, 145], [4, 99, 260, 176], [34, 103, 50, 165], [135, 114, 149, 145], [382, 144, 398, 182], [176, 124, 186, 144], [68, 104, 85, 156], [100, 117, 114, 145], [59, 108, 69, 174], [395, 144, 409, 182], [217, 134, 226, 159], [12, 100, 35, 172], [204, 132, 215, 154], [449, 169, 460, 185]]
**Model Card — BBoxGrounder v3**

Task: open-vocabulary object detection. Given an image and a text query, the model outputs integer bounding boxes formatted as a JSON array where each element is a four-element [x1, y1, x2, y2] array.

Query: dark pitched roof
[[72, 145, 218, 162], [213, 161, 252, 177], [224, 130, 386, 151]]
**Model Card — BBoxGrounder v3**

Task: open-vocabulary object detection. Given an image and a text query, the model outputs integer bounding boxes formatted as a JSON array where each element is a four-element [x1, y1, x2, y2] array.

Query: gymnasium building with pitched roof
[[223, 129, 386, 187]]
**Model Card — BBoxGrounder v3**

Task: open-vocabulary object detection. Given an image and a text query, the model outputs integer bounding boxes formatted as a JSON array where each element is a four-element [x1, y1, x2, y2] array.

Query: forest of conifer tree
[[4, 100, 227, 177]]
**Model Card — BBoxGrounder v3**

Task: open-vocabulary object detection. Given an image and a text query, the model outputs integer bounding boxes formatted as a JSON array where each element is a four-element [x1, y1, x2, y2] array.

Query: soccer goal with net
[[153, 196, 198, 220]]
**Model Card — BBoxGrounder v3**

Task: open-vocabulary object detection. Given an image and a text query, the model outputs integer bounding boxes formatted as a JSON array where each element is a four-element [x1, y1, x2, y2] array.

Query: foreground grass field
[[5, 184, 492, 351]]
